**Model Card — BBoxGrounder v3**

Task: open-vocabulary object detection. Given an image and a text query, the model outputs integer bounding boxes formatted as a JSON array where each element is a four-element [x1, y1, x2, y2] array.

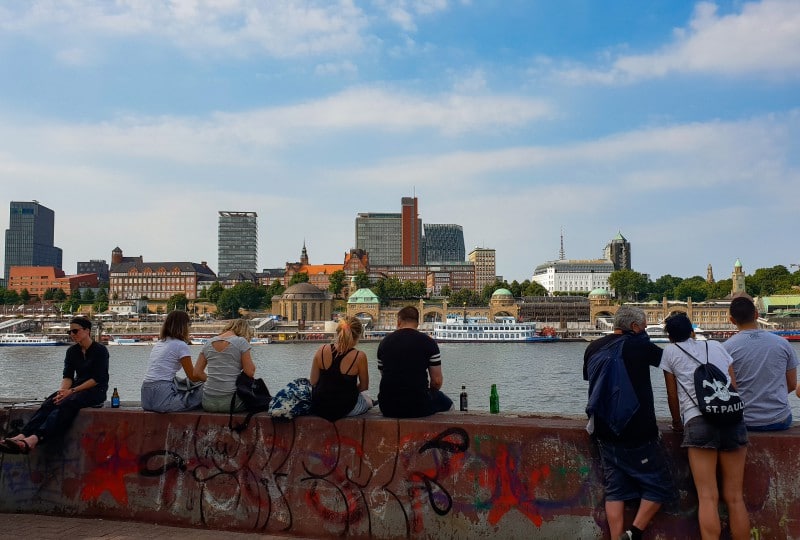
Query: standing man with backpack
[[583, 306, 675, 540], [724, 296, 798, 431]]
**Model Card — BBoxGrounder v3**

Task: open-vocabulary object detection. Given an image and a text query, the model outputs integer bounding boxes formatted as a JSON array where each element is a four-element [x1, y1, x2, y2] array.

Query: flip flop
[[0, 438, 30, 455]]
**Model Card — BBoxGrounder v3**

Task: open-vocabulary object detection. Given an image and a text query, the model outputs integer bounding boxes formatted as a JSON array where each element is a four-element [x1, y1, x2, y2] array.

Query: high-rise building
[[401, 197, 421, 265], [77, 259, 110, 283], [603, 231, 631, 271], [4, 201, 62, 286], [218, 211, 258, 278], [355, 212, 402, 266], [468, 247, 496, 291], [424, 224, 465, 264]]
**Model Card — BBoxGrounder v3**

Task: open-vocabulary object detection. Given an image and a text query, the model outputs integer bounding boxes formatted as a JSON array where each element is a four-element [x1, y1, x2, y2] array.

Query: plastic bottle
[[111, 387, 120, 408], [459, 385, 468, 412], [489, 384, 499, 414]]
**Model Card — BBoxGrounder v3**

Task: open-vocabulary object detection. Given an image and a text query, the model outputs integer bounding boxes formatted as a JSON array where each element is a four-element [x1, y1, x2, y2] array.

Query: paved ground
[[0, 513, 320, 540]]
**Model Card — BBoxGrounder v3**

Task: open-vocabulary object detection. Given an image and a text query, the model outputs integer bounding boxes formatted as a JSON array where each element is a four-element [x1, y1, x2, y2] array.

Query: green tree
[[264, 280, 285, 307], [481, 280, 508, 304], [289, 272, 309, 285], [43, 288, 55, 301], [328, 270, 347, 296], [402, 280, 427, 299], [206, 281, 225, 303], [673, 276, 709, 302], [20, 289, 31, 304], [449, 288, 483, 307], [707, 278, 733, 300], [215, 282, 268, 319], [82, 289, 95, 303], [608, 269, 650, 301], [647, 274, 683, 301], [439, 285, 452, 298], [197, 285, 209, 300], [52, 288, 67, 302], [508, 280, 523, 298], [352, 271, 371, 290], [93, 288, 109, 314], [167, 293, 189, 312], [522, 281, 548, 297], [3, 289, 20, 305], [748, 265, 792, 296]]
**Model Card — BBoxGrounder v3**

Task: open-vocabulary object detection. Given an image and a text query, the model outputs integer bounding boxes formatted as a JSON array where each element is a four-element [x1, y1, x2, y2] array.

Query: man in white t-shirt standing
[[724, 296, 798, 431]]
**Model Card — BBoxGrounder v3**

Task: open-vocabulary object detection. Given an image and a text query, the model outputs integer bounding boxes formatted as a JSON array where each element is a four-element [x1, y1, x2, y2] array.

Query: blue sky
[[1, 0, 798, 283]]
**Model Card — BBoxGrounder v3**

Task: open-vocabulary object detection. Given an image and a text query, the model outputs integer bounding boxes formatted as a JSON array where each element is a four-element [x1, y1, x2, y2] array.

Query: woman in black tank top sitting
[[309, 315, 375, 421]]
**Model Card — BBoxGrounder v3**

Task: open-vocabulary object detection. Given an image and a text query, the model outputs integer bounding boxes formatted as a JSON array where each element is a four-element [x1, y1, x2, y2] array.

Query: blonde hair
[[222, 318, 253, 341], [333, 315, 362, 352]]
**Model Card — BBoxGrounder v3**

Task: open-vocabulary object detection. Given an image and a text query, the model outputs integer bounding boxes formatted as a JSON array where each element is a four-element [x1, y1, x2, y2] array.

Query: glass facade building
[[4, 201, 62, 285], [218, 211, 258, 278], [423, 224, 465, 264], [355, 213, 402, 266]]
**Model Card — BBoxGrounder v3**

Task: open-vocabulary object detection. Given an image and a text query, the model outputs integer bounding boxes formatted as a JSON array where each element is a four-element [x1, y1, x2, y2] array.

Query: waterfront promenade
[[0, 513, 317, 539]]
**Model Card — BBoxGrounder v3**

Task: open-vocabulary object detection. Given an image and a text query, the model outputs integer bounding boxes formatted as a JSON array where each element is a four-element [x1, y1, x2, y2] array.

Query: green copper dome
[[348, 288, 379, 304], [492, 288, 513, 297]]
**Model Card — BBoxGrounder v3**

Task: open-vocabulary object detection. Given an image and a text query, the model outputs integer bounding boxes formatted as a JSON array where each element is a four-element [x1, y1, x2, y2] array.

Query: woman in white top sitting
[[141, 310, 204, 412], [194, 318, 255, 413], [661, 313, 749, 540]]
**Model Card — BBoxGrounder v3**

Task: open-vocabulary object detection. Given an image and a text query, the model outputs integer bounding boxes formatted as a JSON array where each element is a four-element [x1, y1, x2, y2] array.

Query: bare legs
[[688, 446, 749, 540], [606, 499, 661, 539]]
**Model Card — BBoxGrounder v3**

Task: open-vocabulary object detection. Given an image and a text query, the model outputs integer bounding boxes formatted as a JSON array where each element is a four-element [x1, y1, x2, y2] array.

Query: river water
[[2, 341, 800, 419]]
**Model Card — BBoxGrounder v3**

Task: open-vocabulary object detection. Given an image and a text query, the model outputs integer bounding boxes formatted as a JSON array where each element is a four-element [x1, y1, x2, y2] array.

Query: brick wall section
[[1, 407, 799, 539]]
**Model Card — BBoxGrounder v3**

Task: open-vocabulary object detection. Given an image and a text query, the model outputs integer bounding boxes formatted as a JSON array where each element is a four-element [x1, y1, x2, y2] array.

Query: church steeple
[[706, 264, 715, 284], [731, 259, 745, 296], [300, 240, 309, 266]]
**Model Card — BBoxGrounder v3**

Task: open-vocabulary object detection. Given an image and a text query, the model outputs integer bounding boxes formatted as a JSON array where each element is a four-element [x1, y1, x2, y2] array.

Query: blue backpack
[[585, 335, 640, 435], [268, 378, 313, 420]]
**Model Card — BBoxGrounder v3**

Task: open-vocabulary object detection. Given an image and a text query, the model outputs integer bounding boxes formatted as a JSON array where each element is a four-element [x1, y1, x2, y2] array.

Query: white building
[[532, 259, 615, 295]]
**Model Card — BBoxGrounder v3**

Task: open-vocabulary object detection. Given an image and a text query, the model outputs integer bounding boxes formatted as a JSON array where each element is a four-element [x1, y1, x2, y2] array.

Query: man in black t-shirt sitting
[[377, 306, 452, 418]]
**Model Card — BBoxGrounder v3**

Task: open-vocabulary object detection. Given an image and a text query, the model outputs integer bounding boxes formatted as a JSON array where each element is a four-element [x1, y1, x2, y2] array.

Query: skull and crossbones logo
[[703, 379, 739, 403]]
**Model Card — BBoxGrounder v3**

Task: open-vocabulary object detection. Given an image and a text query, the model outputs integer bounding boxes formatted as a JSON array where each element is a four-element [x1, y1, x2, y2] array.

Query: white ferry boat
[[646, 324, 707, 343], [433, 316, 559, 343], [250, 337, 271, 345], [0, 333, 65, 346], [107, 336, 155, 346]]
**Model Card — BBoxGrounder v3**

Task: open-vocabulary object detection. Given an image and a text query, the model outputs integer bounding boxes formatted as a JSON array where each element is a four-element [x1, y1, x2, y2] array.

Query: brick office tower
[[401, 196, 421, 266]]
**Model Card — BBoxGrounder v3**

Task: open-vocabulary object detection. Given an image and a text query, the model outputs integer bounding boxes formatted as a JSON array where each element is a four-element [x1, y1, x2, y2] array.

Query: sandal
[[0, 438, 30, 454]]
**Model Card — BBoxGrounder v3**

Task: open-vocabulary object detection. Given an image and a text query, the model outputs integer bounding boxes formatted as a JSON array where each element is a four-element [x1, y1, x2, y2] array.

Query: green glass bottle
[[490, 384, 499, 414]]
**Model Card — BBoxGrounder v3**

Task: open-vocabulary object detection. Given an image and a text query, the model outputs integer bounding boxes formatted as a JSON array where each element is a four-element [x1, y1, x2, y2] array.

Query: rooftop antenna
[[559, 227, 565, 260]]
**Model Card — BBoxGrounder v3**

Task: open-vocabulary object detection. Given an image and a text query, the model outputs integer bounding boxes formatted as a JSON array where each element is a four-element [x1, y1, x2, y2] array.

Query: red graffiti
[[484, 445, 550, 527], [79, 426, 139, 505]]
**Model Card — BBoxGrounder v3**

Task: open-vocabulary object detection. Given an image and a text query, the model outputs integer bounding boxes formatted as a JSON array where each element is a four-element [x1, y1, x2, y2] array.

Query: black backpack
[[675, 342, 744, 426]]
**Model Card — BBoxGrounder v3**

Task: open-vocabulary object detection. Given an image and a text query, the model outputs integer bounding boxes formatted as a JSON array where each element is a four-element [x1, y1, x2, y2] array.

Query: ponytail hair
[[334, 315, 363, 352]]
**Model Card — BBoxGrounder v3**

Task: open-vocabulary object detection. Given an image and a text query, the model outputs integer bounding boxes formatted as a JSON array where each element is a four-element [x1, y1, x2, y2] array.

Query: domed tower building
[[272, 282, 332, 322], [488, 288, 519, 320]]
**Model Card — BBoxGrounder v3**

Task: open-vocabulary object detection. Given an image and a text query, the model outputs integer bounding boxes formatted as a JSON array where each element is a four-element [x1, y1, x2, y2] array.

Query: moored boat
[[107, 336, 155, 346], [0, 333, 66, 346], [433, 316, 559, 343]]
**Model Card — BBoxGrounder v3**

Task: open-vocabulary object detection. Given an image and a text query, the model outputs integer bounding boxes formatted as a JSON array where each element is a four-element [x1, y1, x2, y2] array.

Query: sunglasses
[[68, 328, 82, 335]]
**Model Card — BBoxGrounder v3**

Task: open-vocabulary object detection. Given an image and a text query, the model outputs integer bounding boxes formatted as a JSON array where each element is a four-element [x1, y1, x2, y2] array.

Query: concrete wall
[[1, 407, 799, 539]]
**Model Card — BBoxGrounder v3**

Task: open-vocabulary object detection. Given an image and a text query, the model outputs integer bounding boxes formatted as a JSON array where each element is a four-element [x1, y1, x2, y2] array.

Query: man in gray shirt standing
[[724, 296, 798, 431]]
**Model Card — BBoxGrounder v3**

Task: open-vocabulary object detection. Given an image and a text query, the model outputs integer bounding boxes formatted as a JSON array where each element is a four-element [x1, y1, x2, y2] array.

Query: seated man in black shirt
[[1, 316, 109, 454], [377, 306, 452, 418]]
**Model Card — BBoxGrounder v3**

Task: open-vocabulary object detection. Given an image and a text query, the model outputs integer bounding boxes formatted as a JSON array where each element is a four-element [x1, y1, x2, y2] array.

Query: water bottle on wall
[[111, 387, 120, 408], [490, 384, 499, 414], [459, 385, 468, 411]]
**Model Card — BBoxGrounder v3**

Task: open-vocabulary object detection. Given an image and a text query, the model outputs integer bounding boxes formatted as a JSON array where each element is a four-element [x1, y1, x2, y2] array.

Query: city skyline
[[0, 1, 798, 282]]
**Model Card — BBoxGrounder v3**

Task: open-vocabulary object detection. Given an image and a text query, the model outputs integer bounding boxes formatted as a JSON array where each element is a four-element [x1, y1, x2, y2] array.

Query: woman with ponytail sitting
[[309, 315, 375, 421]]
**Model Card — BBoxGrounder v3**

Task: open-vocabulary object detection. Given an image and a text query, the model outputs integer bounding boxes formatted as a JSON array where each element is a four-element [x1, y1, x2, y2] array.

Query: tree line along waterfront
[[0, 264, 798, 322]]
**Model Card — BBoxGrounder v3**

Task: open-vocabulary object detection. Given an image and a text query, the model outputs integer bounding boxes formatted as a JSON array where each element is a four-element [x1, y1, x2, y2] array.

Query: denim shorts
[[681, 416, 748, 451], [596, 438, 676, 503]]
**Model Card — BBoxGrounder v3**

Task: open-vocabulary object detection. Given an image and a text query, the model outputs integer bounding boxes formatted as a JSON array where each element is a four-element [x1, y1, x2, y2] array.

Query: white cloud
[[556, 0, 800, 84], [0, 0, 371, 59]]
